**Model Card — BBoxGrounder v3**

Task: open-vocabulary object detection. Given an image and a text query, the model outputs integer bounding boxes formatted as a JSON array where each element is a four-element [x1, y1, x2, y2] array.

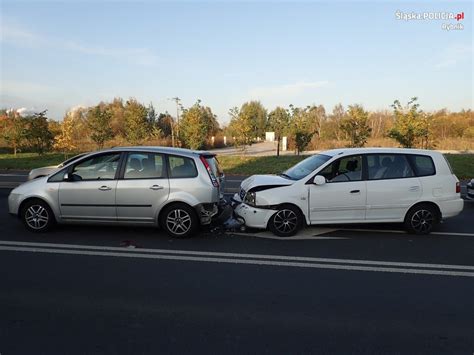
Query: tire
[[404, 204, 438, 235], [160, 203, 198, 238], [20, 199, 54, 233], [268, 205, 303, 237]]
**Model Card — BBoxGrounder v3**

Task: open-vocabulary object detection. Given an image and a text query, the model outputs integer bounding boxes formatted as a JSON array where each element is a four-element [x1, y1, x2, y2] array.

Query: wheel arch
[[157, 200, 197, 227], [269, 202, 307, 227], [405, 201, 442, 222], [18, 197, 58, 223]]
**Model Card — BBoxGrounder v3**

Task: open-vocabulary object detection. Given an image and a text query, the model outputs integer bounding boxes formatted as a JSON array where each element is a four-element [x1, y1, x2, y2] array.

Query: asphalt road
[[1, 173, 474, 354]]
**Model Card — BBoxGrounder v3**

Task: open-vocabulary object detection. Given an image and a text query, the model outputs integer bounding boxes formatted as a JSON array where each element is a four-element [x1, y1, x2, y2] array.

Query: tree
[[87, 105, 114, 149], [388, 98, 431, 148], [157, 112, 174, 138], [267, 107, 290, 157], [24, 111, 54, 155], [53, 115, 77, 158], [288, 105, 314, 155], [1, 110, 26, 156], [228, 106, 253, 149], [147, 102, 157, 126], [306, 104, 326, 139], [340, 104, 371, 147], [239, 101, 267, 139], [329, 104, 345, 141], [180, 101, 218, 150], [124, 98, 149, 145]]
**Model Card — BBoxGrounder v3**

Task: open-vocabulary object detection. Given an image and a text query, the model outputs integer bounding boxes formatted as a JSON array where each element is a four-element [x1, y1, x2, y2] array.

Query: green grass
[[0, 153, 69, 170], [444, 154, 474, 180], [0, 152, 472, 180]]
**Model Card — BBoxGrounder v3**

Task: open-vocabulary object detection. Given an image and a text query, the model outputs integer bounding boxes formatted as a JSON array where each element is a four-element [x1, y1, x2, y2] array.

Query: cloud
[[1, 22, 159, 66], [248, 81, 329, 99]]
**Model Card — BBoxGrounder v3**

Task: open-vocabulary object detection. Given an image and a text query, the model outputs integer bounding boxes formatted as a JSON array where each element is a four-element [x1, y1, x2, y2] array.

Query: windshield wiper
[[278, 173, 293, 180]]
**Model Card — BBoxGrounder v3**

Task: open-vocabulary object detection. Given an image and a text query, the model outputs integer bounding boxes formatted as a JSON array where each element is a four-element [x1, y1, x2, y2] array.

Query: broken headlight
[[244, 191, 256, 206]]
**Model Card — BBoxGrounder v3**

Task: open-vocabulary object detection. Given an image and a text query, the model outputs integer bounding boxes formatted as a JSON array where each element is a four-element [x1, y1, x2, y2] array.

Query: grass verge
[[0, 152, 472, 180]]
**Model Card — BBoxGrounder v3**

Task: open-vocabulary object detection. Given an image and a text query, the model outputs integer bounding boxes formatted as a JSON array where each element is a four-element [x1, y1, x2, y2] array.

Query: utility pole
[[169, 97, 181, 146]]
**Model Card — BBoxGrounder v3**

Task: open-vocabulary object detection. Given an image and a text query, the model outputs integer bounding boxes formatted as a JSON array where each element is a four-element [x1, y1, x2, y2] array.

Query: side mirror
[[313, 175, 326, 186], [63, 173, 70, 181]]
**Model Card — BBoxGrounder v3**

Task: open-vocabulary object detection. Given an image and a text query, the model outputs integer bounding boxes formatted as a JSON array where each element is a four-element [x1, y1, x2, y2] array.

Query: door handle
[[98, 186, 112, 191], [350, 190, 360, 193], [150, 185, 164, 190]]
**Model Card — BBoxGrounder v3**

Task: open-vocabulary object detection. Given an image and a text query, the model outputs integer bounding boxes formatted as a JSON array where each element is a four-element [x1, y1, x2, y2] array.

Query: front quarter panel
[[9, 178, 60, 220], [254, 183, 310, 223]]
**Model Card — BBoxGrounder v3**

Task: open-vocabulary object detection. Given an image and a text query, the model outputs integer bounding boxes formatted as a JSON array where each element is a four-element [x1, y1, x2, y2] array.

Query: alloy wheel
[[410, 209, 434, 234], [25, 205, 50, 230], [273, 209, 298, 234], [166, 209, 192, 236]]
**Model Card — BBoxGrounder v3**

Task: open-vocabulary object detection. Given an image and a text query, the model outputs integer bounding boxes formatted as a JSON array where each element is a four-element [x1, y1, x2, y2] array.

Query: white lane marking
[[1, 245, 473, 277], [1, 240, 473, 271], [432, 232, 474, 237], [341, 228, 474, 237]]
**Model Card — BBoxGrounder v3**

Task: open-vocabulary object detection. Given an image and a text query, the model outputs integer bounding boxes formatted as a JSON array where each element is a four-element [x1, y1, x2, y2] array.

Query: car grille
[[239, 188, 246, 200]]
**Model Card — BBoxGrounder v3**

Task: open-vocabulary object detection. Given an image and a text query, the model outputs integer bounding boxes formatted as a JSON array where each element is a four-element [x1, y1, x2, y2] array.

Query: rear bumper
[[466, 184, 474, 200], [439, 198, 464, 219]]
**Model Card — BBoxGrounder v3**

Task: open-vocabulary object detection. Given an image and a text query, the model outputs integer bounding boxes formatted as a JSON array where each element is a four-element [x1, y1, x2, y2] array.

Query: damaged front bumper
[[231, 193, 277, 229]]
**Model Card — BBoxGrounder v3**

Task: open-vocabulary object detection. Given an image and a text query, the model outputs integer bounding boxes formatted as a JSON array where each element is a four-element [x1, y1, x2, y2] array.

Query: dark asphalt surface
[[1, 173, 474, 354]]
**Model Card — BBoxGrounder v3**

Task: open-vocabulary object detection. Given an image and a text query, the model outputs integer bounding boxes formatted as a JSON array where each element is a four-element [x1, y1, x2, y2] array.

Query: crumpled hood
[[241, 174, 293, 192]]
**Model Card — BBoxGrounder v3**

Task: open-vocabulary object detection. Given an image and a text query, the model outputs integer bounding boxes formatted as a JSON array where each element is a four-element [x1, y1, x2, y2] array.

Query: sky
[[1, 0, 472, 124]]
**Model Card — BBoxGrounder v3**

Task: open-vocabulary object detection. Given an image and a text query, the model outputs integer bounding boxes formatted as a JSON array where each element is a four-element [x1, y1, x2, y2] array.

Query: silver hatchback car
[[8, 147, 224, 237]]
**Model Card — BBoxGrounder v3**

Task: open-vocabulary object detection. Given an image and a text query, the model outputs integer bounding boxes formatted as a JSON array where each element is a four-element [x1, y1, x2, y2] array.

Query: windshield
[[58, 153, 88, 168], [283, 154, 331, 180]]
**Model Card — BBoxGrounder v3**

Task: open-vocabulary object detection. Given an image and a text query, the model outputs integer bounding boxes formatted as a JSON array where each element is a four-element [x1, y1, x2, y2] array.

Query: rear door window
[[168, 156, 198, 178], [407, 155, 436, 177], [124, 153, 165, 179], [367, 154, 414, 180]]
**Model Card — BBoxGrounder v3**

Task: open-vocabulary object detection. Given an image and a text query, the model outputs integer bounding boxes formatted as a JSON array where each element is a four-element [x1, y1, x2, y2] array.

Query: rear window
[[407, 155, 436, 177], [168, 155, 198, 178], [204, 155, 223, 178]]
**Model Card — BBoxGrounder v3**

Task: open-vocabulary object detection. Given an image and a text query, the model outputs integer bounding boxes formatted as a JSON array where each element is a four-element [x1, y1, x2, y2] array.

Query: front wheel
[[268, 205, 303, 237], [21, 199, 54, 233], [160, 203, 198, 238], [404, 204, 438, 235]]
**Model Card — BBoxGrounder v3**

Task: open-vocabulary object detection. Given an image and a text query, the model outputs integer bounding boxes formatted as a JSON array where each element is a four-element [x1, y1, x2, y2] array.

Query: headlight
[[244, 191, 256, 206]]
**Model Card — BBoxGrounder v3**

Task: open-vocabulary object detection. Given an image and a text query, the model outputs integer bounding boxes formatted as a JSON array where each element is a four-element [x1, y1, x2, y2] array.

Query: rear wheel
[[268, 205, 303, 237], [404, 204, 437, 235], [21, 199, 54, 233], [160, 203, 198, 238]]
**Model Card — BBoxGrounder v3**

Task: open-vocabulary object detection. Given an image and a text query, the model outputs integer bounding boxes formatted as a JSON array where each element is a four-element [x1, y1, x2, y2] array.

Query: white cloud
[[1, 22, 159, 66], [16, 107, 40, 116], [248, 81, 329, 99]]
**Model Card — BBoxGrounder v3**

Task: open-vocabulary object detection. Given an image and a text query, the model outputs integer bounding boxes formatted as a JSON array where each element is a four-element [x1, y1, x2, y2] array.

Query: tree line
[[1, 97, 472, 157]]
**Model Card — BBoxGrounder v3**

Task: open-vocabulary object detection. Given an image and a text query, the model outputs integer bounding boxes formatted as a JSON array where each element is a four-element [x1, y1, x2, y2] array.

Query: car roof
[[320, 147, 441, 157], [97, 146, 215, 157]]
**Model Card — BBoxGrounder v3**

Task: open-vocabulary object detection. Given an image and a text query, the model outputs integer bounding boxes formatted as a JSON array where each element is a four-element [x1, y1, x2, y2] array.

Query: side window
[[124, 153, 165, 179], [169, 155, 197, 178], [407, 155, 435, 177], [71, 153, 121, 181], [48, 168, 67, 182], [368, 154, 414, 180], [319, 155, 362, 182]]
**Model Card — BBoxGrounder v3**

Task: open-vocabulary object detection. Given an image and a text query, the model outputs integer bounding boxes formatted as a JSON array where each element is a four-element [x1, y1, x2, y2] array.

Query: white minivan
[[233, 148, 463, 237]]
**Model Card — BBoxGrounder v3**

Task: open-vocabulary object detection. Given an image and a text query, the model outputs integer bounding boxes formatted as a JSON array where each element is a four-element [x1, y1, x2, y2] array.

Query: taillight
[[200, 155, 219, 187], [456, 182, 460, 193]]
